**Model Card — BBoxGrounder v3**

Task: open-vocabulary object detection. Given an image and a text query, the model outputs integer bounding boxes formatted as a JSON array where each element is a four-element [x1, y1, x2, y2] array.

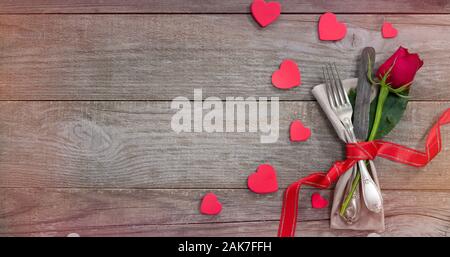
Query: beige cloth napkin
[[312, 78, 385, 232]]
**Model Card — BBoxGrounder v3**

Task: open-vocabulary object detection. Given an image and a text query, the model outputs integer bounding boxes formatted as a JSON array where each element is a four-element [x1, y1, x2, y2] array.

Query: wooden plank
[[0, 101, 448, 189], [0, 0, 449, 14], [56, 217, 446, 237], [1, 15, 450, 100], [0, 188, 449, 236]]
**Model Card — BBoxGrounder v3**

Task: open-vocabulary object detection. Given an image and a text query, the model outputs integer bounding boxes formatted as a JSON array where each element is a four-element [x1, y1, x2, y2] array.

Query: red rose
[[376, 46, 424, 88]]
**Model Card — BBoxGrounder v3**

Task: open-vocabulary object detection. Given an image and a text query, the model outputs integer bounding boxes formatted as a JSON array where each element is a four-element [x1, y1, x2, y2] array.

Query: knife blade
[[354, 47, 375, 141]]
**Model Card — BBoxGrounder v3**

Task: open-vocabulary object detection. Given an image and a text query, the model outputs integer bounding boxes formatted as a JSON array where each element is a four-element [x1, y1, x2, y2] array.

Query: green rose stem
[[368, 84, 390, 141], [339, 75, 391, 217]]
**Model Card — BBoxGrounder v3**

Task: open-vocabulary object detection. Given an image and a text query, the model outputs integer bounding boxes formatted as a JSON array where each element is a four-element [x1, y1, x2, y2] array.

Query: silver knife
[[354, 47, 375, 141], [340, 47, 376, 223]]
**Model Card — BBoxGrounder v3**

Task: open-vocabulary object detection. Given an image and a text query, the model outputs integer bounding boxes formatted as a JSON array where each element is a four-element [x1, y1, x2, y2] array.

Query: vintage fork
[[323, 63, 383, 213]]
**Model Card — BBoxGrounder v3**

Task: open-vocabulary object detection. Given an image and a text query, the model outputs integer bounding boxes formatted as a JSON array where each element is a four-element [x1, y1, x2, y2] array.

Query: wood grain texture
[[1, 15, 450, 100], [0, 0, 449, 14], [0, 2, 449, 237], [1, 188, 449, 236], [0, 101, 448, 189]]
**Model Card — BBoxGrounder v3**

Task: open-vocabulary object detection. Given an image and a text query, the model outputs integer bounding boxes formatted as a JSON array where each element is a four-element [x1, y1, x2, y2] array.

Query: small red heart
[[382, 22, 398, 38], [311, 193, 328, 209], [290, 120, 311, 142], [272, 59, 301, 89], [200, 192, 222, 215], [251, 0, 281, 28], [248, 164, 278, 194], [318, 12, 347, 41]]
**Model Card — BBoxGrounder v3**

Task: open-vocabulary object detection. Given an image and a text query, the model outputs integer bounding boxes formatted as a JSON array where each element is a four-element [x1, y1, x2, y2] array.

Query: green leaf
[[348, 88, 409, 140]]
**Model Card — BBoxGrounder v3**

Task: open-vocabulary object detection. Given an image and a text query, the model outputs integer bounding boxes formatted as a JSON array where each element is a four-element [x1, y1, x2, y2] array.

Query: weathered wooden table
[[0, 1, 449, 237]]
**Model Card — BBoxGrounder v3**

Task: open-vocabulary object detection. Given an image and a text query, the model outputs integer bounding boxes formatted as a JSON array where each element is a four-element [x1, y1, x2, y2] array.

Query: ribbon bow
[[278, 108, 450, 237]]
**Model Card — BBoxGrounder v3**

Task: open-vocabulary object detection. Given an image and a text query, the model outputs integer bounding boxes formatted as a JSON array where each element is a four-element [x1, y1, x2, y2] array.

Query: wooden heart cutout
[[200, 192, 222, 215], [290, 120, 311, 142], [311, 193, 328, 209], [248, 164, 278, 194], [318, 12, 347, 41], [251, 0, 281, 28], [272, 59, 301, 89], [382, 22, 398, 38]]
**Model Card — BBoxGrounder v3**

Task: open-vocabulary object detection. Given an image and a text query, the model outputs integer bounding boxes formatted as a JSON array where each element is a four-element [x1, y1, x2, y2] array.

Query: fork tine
[[328, 63, 345, 106], [323, 67, 336, 109], [325, 64, 341, 107], [332, 63, 350, 105]]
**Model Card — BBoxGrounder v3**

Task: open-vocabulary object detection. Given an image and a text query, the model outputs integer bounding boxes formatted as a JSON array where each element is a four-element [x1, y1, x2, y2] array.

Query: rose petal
[[376, 47, 409, 79], [388, 54, 424, 87]]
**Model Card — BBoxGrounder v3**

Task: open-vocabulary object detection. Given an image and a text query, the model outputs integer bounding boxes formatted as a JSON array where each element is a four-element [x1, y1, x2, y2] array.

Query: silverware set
[[322, 63, 383, 223]]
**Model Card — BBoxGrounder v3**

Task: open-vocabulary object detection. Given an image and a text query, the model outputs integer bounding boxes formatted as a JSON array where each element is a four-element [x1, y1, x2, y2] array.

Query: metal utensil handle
[[341, 166, 361, 224], [343, 119, 383, 213]]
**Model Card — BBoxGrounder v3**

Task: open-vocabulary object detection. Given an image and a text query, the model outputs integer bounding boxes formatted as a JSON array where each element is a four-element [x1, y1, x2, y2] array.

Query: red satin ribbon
[[278, 108, 450, 237]]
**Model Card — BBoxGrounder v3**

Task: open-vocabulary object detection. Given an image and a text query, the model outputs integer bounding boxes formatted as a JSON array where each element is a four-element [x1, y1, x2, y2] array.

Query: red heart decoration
[[290, 120, 311, 142], [272, 59, 301, 89], [200, 192, 222, 215], [311, 193, 328, 209], [248, 164, 278, 194], [318, 12, 347, 41], [251, 0, 281, 28], [382, 22, 398, 38]]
